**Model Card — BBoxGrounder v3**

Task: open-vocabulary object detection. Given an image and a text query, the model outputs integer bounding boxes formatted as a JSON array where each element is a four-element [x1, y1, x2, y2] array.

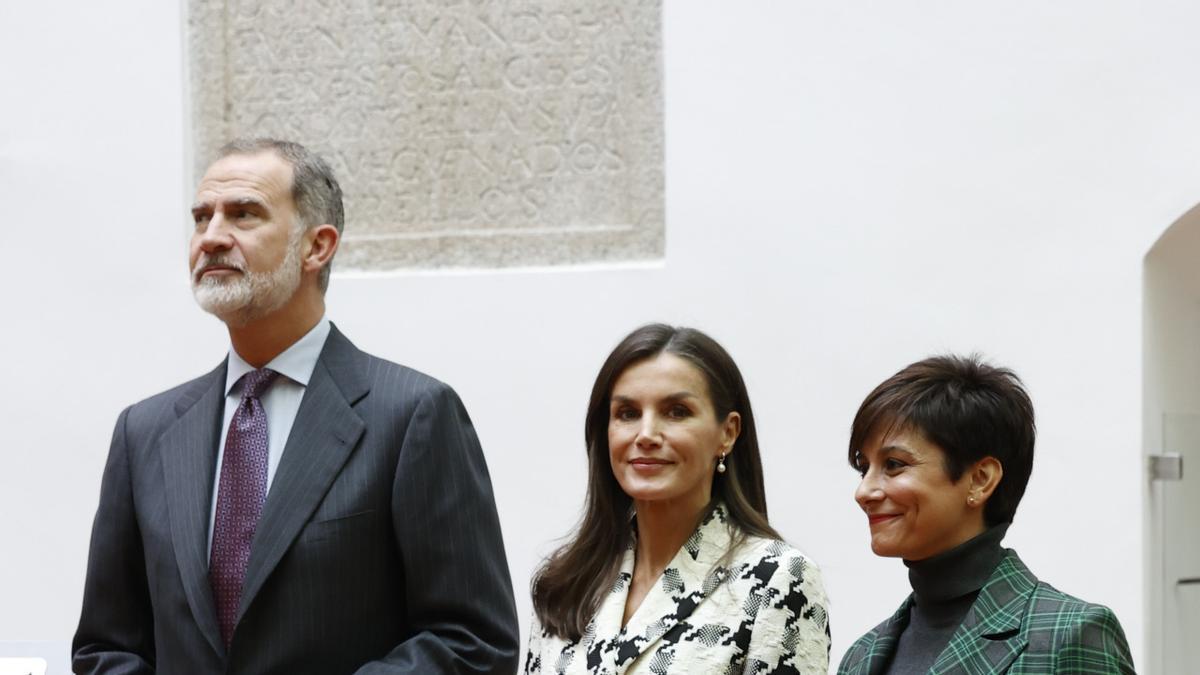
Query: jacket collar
[[928, 549, 1034, 674], [237, 324, 368, 626], [840, 596, 912, 675], [161, 361, 228, 658], [159, 323, 369, 660], [840, 549, 1036, 675], [599, 503, 738, 674]]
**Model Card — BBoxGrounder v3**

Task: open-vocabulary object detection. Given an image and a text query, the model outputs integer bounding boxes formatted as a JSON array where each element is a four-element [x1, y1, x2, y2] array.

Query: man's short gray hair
[[217, 138, 344, 292]]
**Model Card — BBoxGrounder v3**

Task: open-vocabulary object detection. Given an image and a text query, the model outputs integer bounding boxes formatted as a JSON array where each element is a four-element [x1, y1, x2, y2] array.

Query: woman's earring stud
[[716, 452, 727, 474]]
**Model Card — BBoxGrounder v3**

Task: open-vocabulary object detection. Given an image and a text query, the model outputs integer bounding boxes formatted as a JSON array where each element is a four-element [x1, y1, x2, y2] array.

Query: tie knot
[[239, 368, 279, 400]]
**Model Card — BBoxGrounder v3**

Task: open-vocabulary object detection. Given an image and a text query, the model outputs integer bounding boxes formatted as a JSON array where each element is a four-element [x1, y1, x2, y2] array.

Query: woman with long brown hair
[[525, 324, 830, 674]]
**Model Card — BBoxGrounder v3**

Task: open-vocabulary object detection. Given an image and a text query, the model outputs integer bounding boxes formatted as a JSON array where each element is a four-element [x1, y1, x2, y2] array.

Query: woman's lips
[[868, 514, 900, 525], [630, 458, 672, 472]]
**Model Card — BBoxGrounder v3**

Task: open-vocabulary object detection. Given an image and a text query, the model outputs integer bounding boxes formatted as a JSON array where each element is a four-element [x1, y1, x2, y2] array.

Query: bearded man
[[73, 139, 519, 674]]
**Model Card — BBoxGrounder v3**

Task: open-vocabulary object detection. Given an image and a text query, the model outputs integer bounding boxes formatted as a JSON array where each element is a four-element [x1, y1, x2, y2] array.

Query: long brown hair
[[531, 324, 780, 640]]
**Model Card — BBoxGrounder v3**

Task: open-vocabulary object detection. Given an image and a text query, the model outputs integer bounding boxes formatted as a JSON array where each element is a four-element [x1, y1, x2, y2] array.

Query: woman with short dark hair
[[838, 354, 1135, 674], [525, 324, 830, 674]]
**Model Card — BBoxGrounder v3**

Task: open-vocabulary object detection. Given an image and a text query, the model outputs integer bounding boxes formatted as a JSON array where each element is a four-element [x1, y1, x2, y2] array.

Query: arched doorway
[[1143, 203, 1200, 674]]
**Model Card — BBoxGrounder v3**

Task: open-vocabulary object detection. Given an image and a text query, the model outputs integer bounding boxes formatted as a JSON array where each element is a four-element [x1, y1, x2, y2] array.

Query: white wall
[[5, 1, 1200, 671]]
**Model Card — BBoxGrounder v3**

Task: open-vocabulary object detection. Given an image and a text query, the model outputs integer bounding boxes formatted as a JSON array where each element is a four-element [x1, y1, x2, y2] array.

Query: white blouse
[[525, 504, 830, 674]]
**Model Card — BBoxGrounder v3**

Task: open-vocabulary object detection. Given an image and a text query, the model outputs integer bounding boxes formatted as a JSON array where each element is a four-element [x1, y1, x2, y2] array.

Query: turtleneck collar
[[905, 523, 1010, 604]]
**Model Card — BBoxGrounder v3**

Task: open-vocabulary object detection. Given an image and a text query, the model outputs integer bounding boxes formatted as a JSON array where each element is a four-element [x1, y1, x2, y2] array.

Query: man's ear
[[303, 224, 339, 275]]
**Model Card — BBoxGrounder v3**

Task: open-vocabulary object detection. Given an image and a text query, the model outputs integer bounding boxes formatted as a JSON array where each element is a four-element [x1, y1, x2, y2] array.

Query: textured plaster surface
[[188, 0, 664, 270]]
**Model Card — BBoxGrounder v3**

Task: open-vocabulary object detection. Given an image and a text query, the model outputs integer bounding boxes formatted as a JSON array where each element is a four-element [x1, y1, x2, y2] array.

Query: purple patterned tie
[[209, 368, 278, 647]]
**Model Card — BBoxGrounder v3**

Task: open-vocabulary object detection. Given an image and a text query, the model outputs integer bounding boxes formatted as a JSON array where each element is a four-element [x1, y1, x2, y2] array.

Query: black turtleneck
[[884, 523, 1010, 675]]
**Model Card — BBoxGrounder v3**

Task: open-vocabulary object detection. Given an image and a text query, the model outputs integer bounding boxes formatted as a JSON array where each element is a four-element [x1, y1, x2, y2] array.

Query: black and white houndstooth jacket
[[525, 504, 831, 674]]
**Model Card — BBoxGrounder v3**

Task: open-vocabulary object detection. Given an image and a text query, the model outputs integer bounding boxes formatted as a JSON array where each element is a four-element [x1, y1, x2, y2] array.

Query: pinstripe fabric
[[74, 325, 520, 674], [837, 550, 1135, 674]]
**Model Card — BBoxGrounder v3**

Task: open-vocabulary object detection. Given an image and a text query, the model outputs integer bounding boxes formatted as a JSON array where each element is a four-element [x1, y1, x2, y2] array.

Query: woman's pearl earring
[[716, 452, 727, 474]]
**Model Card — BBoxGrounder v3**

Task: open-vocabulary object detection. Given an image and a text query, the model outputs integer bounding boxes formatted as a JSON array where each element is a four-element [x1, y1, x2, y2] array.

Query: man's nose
[[196, 213, 234, 252]]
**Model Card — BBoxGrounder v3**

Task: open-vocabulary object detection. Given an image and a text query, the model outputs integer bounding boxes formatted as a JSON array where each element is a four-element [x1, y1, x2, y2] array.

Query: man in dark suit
[[73, 139, 519, 674]]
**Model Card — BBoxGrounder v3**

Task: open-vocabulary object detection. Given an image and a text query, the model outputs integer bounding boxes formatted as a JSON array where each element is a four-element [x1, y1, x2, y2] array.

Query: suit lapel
[[160, 362, 227, 659], [929, 550, 1034, 674], [840, 601, 910, 675], [237, 326, 368, 621], [610, 505, 736, 674]]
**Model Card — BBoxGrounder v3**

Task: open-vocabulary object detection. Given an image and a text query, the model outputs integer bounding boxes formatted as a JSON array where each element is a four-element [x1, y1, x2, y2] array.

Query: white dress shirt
[[206, 316, 332, 556]]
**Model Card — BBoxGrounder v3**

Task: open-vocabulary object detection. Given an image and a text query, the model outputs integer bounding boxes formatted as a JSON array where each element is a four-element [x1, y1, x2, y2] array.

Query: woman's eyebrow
[[611, 392, 698, 405], [879, 444, 917, 459]]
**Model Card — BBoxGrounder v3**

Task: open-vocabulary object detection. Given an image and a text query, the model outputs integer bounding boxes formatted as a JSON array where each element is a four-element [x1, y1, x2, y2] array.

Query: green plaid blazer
[[838, 550, 1135, 674]]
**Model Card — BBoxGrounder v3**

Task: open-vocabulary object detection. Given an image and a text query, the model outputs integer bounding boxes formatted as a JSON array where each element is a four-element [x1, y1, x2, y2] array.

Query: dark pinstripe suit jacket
[[73, 325, 519, 674], [837, 550, 1135, 674]]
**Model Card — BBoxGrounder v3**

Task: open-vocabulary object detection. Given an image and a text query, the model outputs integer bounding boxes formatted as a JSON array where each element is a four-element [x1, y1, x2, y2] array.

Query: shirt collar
[[224, 316, 332, 395]]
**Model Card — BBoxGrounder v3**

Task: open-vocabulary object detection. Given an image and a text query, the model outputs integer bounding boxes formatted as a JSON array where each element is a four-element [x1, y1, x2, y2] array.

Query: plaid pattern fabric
[[838, 550, 1136, 674]]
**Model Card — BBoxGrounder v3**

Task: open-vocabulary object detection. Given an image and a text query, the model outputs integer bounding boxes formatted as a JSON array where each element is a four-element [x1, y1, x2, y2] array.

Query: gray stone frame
[[187, 0, 664, 270]]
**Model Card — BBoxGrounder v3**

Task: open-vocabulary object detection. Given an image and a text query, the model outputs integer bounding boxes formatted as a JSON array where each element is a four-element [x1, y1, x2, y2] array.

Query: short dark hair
[[217, 138, 344, 291], [531, 324, 780, 640], [848, 354, 1036, 526]]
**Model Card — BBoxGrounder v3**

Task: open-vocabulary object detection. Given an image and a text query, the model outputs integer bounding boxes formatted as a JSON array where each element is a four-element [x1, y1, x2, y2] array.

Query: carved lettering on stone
[[188, 0, 664, 270]]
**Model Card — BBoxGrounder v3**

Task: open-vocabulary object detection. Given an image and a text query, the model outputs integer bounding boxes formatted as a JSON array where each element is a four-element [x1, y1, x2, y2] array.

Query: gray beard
[[191, 229, 303, 327]]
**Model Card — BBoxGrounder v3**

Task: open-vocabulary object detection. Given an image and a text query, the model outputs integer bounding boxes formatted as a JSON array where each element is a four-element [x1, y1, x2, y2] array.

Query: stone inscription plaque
[[188, 0, 664, 270]]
